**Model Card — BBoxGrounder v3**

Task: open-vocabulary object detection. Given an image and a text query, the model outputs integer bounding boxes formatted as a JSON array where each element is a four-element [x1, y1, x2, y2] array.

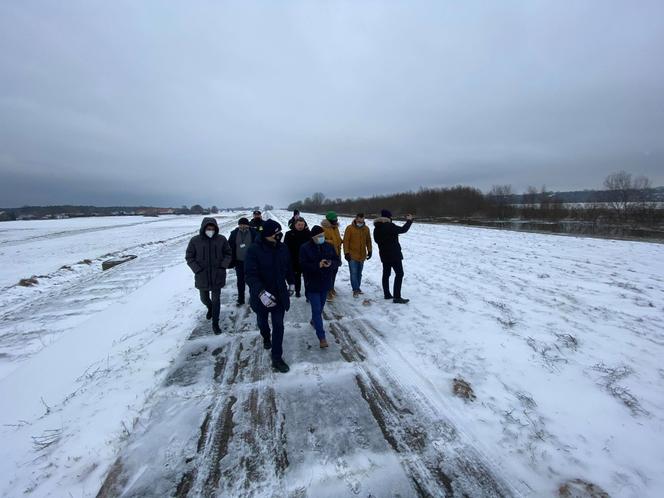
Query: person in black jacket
[[228, 217, 258, 306], [185, 217, 232, 333], [287, 209, 308, 230], [284, 218, 311, 297], [244, 220, 295, 373], [373, 209, 413, 304], [299, 225, 340, 348], [249, 210, 264, 231]]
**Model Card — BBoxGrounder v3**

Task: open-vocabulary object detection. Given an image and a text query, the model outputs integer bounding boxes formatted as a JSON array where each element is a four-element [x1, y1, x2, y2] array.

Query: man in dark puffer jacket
[[186, 217, 232, 333]]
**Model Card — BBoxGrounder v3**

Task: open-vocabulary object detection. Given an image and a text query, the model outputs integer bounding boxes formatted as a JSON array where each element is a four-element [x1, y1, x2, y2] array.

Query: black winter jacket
[[186, 217, 232, 290], [299, 240, 340, 293], [245, 239, 294, 312], [284, 227, 311, 273], [372, 217, 412, 263]]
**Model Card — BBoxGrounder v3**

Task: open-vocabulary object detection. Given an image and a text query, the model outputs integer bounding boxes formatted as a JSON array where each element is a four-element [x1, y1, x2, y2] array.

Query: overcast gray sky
[[1, 1, 663, 208]]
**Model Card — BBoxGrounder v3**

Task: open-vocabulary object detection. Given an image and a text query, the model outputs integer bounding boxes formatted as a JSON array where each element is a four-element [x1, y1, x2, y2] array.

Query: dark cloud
[[1, 1, 663, 208]]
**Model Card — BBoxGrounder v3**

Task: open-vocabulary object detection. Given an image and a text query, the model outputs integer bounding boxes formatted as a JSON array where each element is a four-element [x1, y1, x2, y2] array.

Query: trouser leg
[[393, 261, 404, 299], [235, 263, 246, 303], [349, 260, 358, 291], [270, 307, 285, 362], [210, 289, 221, 323], [382, 263, 392, 297], [307, 291, 326, 340], [199, 289, 212, 308], [357, 260, 364, 290], [256, 308, 271, 340], [294, 272, 302, 294]]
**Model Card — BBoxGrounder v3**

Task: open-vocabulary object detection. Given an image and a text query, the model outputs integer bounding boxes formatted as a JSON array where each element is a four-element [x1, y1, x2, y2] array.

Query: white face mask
[[205, 230, 215, 238]]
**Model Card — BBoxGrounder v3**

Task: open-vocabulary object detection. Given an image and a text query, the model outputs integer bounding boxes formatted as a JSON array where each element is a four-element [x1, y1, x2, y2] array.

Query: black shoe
[[295, 292, 301, 298], [272, 359, 290, 373], [236, 300, 244, 307], [384, 294, 394, 300], [393, 297, 410, 304], [212, 322, 221, 334], [206, 307, 212, 320], [263, 337, 272, 350]]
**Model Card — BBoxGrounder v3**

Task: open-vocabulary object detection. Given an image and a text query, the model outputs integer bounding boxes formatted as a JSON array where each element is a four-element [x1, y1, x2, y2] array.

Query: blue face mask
[[314, 236, 325, 245], [355, 222, 365, 228]]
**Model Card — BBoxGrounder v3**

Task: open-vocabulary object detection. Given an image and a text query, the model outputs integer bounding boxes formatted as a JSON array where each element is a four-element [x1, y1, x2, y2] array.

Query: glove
[[366, 251, 372, 260], [288, 284, 295, 296], [344, 253, 351, 262], [259, 290, 277, 308]]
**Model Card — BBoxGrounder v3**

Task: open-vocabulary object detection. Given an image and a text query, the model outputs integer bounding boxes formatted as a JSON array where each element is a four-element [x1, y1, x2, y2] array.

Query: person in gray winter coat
[[186, 217, 232, 334]]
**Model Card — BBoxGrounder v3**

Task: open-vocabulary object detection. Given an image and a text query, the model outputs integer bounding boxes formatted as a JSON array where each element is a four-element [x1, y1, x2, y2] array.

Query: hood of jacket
[[321, 218, 338, 229], [199, 217, 219, 237], [373, 217, 391, 226]]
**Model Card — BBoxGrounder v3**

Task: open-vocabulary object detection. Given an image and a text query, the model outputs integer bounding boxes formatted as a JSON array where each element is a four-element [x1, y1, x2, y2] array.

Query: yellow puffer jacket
[[321, 219, 342, 255], [343, 222, 372, 262]]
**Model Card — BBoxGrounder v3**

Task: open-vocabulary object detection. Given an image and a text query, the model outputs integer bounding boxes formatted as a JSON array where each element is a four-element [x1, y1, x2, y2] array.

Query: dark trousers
[[331, 266, 338, 289], [382, 260, 404, 299], [199, 289, 221, 323], [235, 262, 246, 303], [293, 271, 303, 295], [306, 290, 328, 340], [256, 305, 285, 362]]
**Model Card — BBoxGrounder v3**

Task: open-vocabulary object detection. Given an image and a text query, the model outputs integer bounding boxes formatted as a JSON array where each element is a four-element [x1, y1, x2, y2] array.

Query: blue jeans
[[255, 305, 285, 362], [306, 291, 327, 340], [348, 259, 364, 292]]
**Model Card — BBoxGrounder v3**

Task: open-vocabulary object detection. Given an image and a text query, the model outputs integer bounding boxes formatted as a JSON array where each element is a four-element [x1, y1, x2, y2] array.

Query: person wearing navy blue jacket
[[299, 225, 340, 348], [244, 219, 294, 373]]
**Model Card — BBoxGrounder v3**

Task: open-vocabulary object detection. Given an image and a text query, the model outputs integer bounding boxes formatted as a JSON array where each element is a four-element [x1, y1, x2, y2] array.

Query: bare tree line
[[288, 171, 662, 225]]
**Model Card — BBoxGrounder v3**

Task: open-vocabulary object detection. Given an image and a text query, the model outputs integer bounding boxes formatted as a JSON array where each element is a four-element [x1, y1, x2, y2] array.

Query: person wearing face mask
[[342, 213, 373, 297], [299, 225, 340, 348], [320, 211, 343, 301], [373, 209, 414, 304], [284, 218, 311, 298], [185, 217, 232, 333], [244, 219, 295, 373], [228, 217, 258, 306]]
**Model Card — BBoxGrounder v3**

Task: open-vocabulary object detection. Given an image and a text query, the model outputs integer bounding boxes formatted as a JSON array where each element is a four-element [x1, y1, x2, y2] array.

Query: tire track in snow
[[97, 279, 517, 497]]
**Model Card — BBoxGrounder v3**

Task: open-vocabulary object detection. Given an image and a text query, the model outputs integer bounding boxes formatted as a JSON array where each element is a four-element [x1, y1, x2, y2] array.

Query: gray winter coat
[[186, 217, 232, 290]]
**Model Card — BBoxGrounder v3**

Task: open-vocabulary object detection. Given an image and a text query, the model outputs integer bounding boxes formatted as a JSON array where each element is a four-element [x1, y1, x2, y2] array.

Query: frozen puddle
[[97, 293, 514, 498]]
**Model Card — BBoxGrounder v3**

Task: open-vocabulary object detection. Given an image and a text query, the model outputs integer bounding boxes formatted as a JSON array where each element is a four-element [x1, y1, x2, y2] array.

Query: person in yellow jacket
[[320, 211, 342, 300], [342, 213, 373, 297]]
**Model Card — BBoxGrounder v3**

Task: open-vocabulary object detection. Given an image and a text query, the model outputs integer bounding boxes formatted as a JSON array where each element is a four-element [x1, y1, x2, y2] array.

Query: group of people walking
[[185, 209, 413, 373]]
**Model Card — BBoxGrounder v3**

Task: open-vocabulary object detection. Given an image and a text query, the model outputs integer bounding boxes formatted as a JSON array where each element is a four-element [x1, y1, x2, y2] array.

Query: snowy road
[[1, 210, 663, 497]]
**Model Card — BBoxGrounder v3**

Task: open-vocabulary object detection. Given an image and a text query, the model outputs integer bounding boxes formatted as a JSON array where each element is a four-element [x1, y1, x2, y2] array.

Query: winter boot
[[263, 337, 272, 350], [212, 321, 221, 334], [384, 294, 394, 300], [295, 291, 301, 298], [272, 359, 290, 373], [206, 306, 212, 320], [327, 290, 335, 302], [353, 290, 360, 298], [393, 297, 410, 304], [319, 339, 329, 348]]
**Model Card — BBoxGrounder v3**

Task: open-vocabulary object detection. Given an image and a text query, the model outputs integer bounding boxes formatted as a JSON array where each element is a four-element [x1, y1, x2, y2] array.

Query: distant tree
[[487, 185, 514, 219], [210, 205, 219, 214], [311, 192, 326, 210], [190, 204, 205, 214], [263, 204, 274, 211], [603, 171, 652, 217]]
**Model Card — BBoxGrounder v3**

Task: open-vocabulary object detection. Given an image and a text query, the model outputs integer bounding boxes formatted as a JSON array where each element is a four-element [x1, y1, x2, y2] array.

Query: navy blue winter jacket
[[299, 240, 340, 293], [245, 240, 294, 312]]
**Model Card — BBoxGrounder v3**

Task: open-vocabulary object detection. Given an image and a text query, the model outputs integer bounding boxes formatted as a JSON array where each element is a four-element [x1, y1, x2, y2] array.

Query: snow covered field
[[1, 210, 663, 497]]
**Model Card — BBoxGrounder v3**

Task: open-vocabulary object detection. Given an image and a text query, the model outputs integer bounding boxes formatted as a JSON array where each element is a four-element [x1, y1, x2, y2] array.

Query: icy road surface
[[0, 210, 663, 497]]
